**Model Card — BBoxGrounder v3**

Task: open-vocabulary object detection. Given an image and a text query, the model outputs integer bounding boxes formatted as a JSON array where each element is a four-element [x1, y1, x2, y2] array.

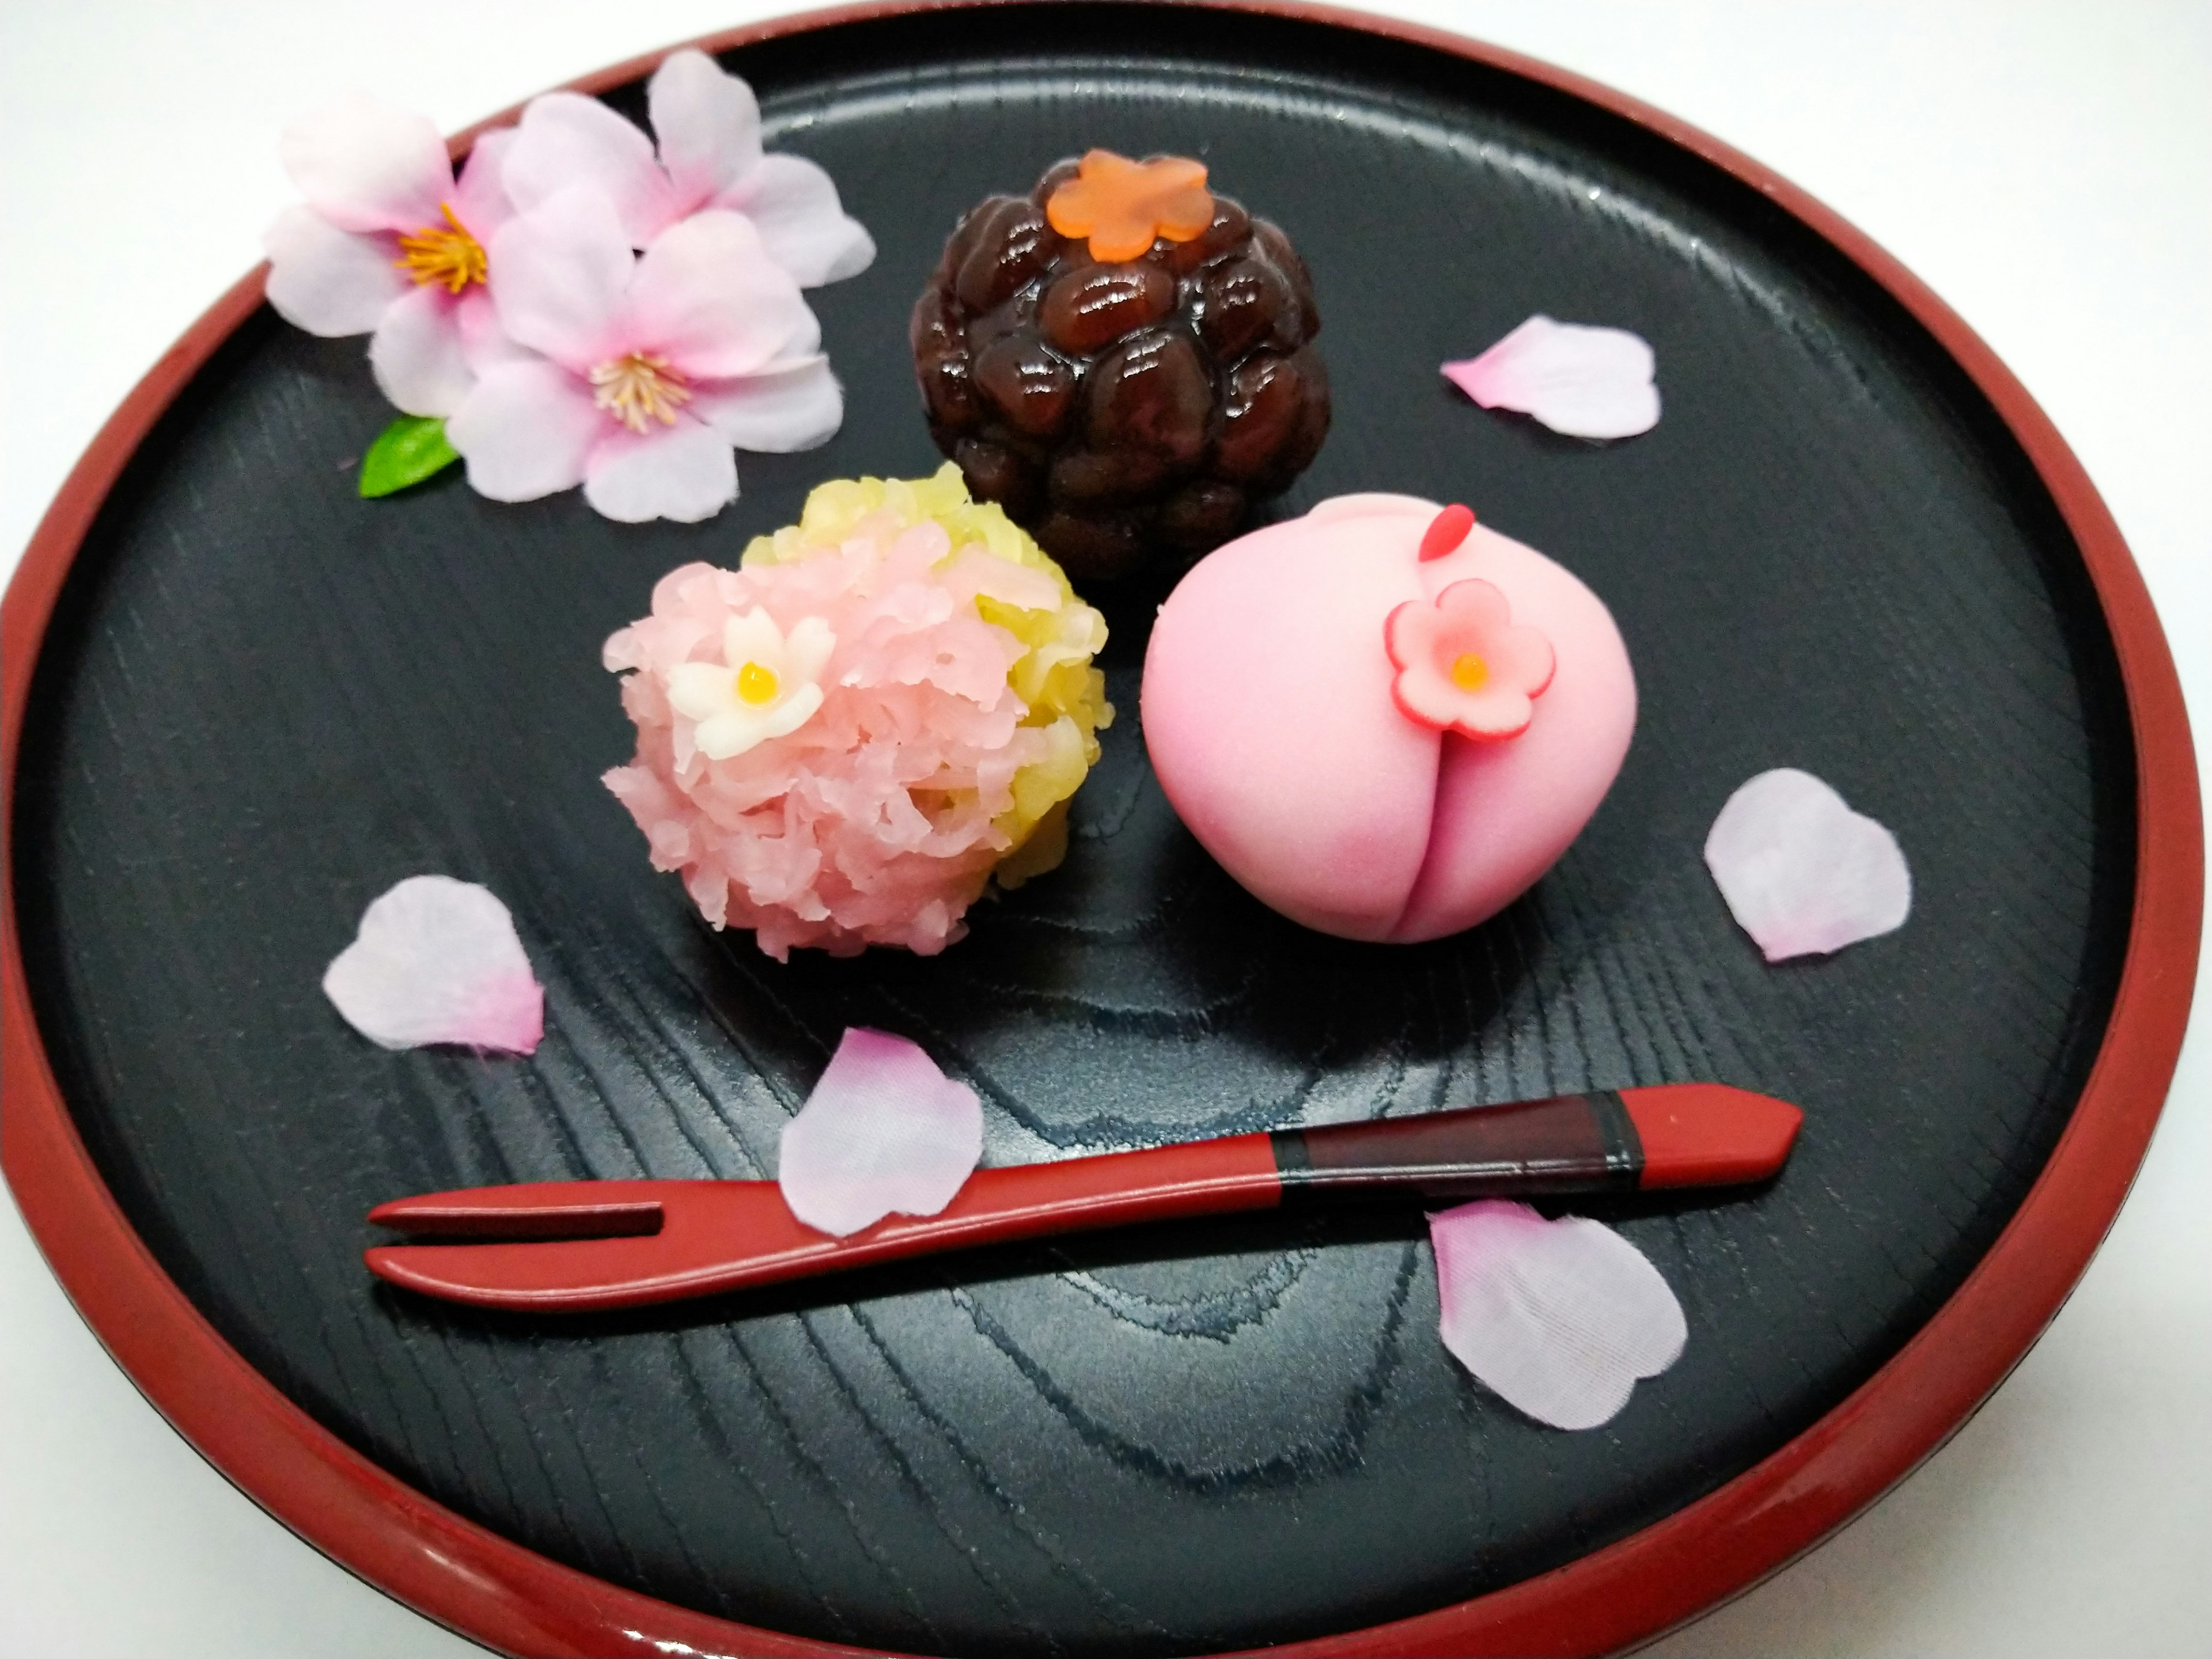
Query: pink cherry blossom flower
[[503, 48, 874, 287], [445, 189, 842, 524], [1385, 578, 1557, 740], [262, 94, 524, 418]]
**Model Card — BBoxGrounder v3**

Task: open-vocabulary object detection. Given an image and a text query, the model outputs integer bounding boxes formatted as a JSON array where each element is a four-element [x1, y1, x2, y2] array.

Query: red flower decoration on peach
[[1385, 578, 1556, 740]]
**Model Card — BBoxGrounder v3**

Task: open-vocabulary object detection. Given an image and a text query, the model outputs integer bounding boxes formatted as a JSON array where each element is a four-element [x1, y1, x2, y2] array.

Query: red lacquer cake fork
[[365, 1082, 1800, 1312]]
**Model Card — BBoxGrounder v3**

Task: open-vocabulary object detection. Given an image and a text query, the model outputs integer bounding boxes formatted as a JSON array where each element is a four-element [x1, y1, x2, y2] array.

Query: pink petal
[[1431, 1200, 1685, 1430], [627, 210, 818, 379], [278, 92, 453, 235], [454, 287, 535, 376], [1391, 661, 1468, 730], [1487, 618, 1558, 698], [581, 418, 737, 524], [446, 361, 601, 502], [1446, 684, 1536, 741], [689, 355, 843, 452], [321, 875, 543, 1054], [448, 127, 518, 242], [715, 152, 877, 287], [647, 48, 763, 206], [1442, 315, 1660, 440], [486, 188, 635, 371], [1704, 768, 1911, 960], [368, 285, 469, 416], [777, 1028, 983, 1237], [262, 206, 407, 336], [1433, 574, 1513, 637], [503, 89, 681, 247], [1384, 594, 1447, 670]]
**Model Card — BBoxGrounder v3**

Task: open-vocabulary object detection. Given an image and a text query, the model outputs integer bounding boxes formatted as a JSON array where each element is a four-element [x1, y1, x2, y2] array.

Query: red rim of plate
[[3, 5, 2200, 1654]]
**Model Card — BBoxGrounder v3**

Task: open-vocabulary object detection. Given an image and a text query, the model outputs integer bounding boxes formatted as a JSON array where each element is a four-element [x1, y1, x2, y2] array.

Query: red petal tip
[[1419, 503, 1477, 560]]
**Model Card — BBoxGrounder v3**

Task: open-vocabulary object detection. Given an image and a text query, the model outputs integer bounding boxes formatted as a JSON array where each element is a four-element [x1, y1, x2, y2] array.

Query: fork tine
[[365, 1178, 823, 1311], [369, 1235, 723, 1310], [368, 1179, 677, 1240]]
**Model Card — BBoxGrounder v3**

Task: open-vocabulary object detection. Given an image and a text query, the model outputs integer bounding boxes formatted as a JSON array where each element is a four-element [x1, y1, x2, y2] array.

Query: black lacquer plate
[[10, 5, 2138, 1656]]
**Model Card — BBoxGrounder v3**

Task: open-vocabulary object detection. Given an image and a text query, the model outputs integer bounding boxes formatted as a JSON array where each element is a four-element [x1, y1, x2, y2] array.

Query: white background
[[2, 2, 2206, 1654]]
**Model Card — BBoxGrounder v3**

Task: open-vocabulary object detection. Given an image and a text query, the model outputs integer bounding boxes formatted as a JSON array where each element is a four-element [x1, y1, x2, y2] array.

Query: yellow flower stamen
[[393, 203, 487, 293], [588, 353, 692, 434], [736, 661, 779, 705], [1450, 652, 1490, 691]]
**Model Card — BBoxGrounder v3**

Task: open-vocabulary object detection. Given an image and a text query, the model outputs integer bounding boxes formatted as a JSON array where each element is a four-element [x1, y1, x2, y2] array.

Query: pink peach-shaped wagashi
[[1141, 493, 1635, 941]]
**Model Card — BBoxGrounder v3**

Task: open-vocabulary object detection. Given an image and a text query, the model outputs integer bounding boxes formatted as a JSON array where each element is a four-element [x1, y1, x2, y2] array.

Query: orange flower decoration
[[1045, 150, 1215, 263]]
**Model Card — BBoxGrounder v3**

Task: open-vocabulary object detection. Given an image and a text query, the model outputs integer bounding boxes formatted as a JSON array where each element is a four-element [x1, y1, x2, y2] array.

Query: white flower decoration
[[666, 608, 834, 758]]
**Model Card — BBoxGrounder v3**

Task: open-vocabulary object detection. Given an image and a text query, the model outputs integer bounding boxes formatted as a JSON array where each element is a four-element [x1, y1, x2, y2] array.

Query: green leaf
[[359, 414, 460, 498]]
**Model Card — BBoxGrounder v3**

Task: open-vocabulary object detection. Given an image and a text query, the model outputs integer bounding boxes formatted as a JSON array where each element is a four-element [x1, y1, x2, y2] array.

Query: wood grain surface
[[8, 7, 2137, 1654]]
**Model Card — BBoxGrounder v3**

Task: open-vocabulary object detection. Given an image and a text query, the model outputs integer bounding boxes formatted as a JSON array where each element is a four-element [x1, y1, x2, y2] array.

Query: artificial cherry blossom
[[445, 188, 840, 522], [263, 96, 522, 418], [502, 48, 875, 286]]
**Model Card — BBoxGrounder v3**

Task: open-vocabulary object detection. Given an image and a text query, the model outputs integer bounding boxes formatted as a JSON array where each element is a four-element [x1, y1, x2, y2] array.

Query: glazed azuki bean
[[914, 156, 1329, 579], [1040, 264, 1177, 355], [973, 336, 1077, 438], [1085, 330, 1212, 467], [953, 198, 1062, 315], [1196, 259, 1289, 362]]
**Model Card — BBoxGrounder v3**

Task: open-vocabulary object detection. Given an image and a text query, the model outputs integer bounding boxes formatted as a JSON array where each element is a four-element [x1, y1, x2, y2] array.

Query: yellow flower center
[[736, 661, 780, 705], [588, 352, 692, 434], [393, 204, 487, 294], [1450, 652, 1490, 691]]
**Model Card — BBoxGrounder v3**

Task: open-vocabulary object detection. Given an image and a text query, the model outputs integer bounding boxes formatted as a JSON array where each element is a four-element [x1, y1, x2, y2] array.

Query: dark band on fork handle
[[1271, 1090, 1642, 1202]]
